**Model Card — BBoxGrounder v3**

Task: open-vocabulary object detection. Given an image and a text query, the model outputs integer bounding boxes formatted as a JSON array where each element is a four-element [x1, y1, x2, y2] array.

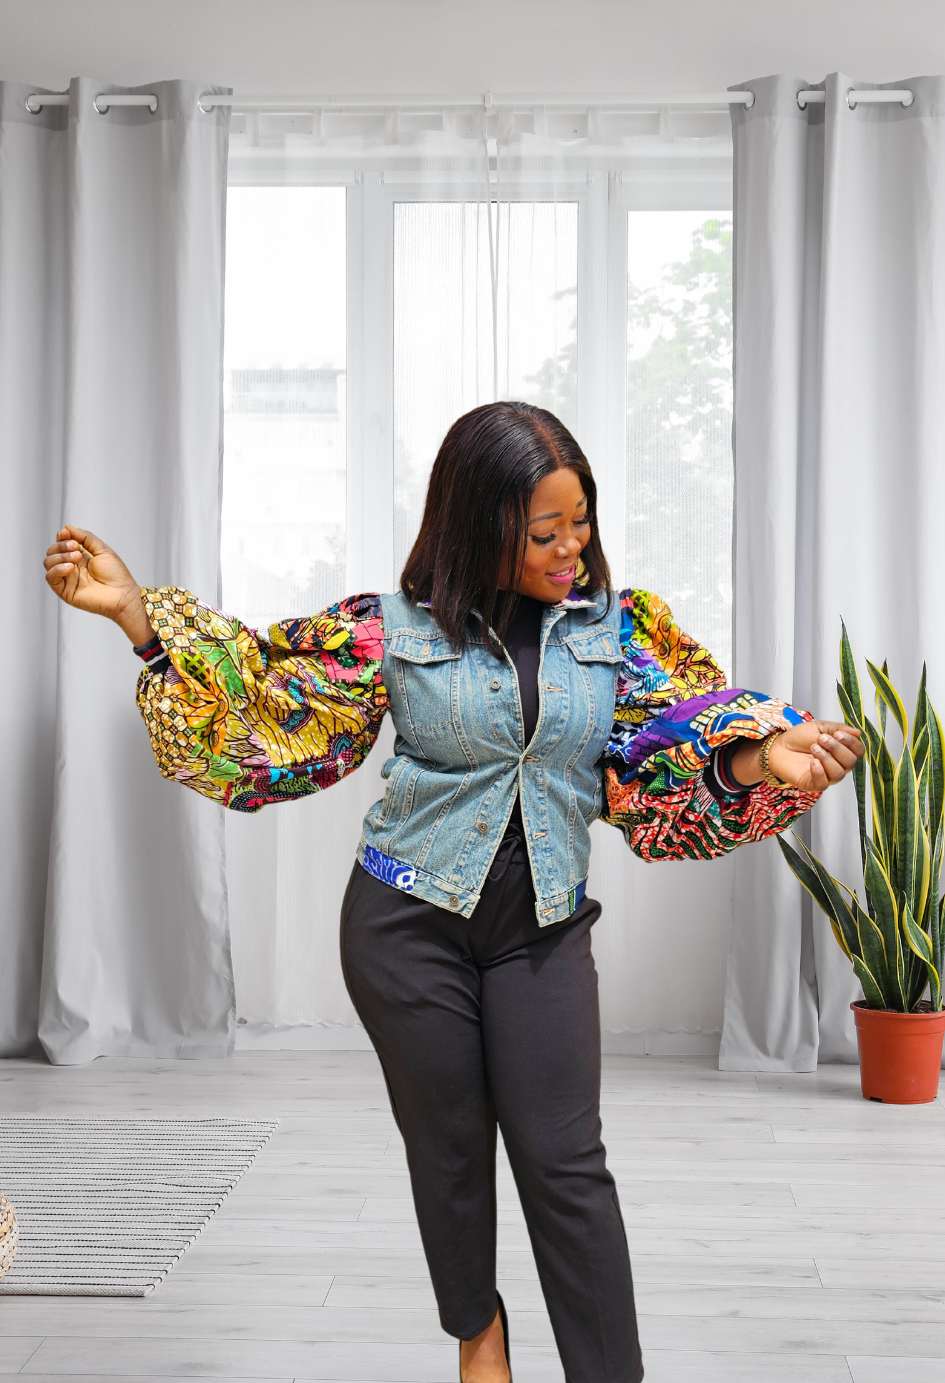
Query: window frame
[[223, 151, 734, 604]]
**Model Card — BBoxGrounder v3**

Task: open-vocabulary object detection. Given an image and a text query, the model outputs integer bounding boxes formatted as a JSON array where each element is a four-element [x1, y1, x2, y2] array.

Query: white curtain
[[2, 76, 232, 1062], [12, 74, 939, 1066], [220, 99, 750, 1053], [720, 73, 945, 1069]]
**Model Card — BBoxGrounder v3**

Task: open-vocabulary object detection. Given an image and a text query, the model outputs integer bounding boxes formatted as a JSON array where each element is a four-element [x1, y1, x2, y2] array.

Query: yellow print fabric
[[135, 585, 388, 812]]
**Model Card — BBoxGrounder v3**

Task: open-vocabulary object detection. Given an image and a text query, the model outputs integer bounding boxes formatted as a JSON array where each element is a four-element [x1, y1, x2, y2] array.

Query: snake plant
[[776, 621, 945, 1012]]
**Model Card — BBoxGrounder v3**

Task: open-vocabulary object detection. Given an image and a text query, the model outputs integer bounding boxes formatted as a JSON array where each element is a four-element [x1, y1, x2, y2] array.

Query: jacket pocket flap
[[387, 631, 463, 663], [563, 629, 623, 663]]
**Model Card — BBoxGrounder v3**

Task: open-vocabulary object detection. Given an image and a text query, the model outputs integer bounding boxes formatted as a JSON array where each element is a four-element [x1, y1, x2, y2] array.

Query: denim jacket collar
[[416, 584, 597, 612]]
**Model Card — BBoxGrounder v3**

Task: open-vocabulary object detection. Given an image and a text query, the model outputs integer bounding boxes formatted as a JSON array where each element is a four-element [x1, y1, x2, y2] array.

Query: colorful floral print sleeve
[[599, 588, 824, 861], [133, 585, 387, 812]]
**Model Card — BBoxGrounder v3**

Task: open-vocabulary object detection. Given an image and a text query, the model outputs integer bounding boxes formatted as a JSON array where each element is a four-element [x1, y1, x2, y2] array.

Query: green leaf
[[854, 903, 889, 998], [915, 723, 931, 815], [787, 832, 861, 962], [901, 897, 941, 1011], [926, 698, 945, 857], [894, 911, 908, 1009], [861, 721, 888, 867], [927, 817, 944, 1005], [837, 677, 869, 886], [893, 746, 931, 938], [867, 658, 908, 743], [836, 680, 862, 731], [776, 833, 853, 960], [839, 619, 864, 724], [863, 716, 896, 867], [930, 815, 944, 905], [852, 953, 886, 1009], [901, 896, 934, 965], [776, 832, 834, 915], [864, 837, 907, 1008], [912, 662, 928, 757]]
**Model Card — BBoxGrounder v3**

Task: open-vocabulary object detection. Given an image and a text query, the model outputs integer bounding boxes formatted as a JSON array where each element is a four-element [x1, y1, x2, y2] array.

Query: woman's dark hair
[[399, 401, 613, 659]]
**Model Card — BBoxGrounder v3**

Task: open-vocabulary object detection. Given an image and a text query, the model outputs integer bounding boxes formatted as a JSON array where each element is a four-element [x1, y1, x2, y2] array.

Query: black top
[[500, 594, 548, 840]]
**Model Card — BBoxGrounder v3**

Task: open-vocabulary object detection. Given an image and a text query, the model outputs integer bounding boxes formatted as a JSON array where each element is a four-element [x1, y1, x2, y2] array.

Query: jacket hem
[[355, 837, 587, 925]]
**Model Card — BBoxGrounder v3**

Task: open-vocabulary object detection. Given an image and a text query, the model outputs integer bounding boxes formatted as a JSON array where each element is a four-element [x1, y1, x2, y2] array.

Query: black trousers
[[339, 825, 645, 1383]]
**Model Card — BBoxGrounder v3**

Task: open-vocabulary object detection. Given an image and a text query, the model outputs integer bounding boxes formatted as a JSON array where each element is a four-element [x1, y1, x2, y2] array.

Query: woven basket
[[0, 1193, 18, 1280]]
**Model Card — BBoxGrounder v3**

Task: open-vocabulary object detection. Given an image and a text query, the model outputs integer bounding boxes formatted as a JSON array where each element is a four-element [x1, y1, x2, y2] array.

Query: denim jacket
[[354, 584, 624, 922], [133, 578, 824, 925]]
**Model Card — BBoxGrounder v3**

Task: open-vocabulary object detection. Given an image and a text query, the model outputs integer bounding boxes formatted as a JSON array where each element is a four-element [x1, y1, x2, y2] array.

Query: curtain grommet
[[743, 90, 755, 110], [796, 89, 808, 111], [24, 93, 42, 114], [197, 93, 214, 114], [901, 90, 915, 108], [846, 87, 858, 111], [93, 94, 158, 115]]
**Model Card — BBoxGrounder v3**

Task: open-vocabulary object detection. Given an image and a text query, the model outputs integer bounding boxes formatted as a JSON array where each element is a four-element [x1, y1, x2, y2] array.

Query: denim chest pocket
[[387, 630, 463, 741], [562, 627, 624, 745], [563, 627, 623, 666]]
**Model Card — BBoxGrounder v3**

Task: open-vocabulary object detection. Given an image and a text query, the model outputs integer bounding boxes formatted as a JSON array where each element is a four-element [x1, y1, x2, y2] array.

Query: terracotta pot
[[851, 999, 945, 1103]]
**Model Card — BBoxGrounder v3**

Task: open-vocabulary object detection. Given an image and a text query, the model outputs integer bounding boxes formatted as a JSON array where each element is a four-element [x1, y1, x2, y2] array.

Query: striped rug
[[0, 1115, 279, 1296]]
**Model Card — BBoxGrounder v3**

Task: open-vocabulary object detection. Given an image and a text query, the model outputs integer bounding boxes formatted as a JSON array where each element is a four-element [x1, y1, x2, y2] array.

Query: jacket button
[[490, 678, 501, 690], [476, 821, 488, 833], [448, 894, 460, 908]]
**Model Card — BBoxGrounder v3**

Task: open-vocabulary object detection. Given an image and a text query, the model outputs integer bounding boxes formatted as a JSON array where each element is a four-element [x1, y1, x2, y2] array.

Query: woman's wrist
[[727, 730, 792, 788], [114, 587, 156, 646], [726, 737, 766, 788]]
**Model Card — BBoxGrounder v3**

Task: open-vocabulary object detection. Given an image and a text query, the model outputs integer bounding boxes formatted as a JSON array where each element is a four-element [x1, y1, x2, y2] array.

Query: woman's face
[[498, 467, 592, 602]]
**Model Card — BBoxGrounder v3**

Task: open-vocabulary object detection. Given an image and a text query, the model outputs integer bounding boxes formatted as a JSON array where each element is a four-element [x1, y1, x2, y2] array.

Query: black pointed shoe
[[458, 1291, 512, 1382]]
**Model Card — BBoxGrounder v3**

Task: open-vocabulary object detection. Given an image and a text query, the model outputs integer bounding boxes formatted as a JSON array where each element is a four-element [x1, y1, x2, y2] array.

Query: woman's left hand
[[765, 720, 866, 792]]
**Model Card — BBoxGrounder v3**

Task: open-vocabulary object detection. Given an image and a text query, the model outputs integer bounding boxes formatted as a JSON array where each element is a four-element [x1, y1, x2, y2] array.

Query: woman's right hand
[[44, 525, 143, 626]]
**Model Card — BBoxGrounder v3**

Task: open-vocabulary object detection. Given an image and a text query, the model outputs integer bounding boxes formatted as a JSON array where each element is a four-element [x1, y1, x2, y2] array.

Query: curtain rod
[[24, 87, 917, 115]]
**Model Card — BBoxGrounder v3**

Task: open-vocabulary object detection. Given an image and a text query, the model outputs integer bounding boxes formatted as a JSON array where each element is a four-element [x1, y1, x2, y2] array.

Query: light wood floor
[[1, 1050, 943, 1382]]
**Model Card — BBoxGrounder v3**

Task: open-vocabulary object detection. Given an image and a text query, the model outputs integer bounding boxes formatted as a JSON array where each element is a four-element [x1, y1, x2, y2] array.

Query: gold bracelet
[[758, 728, 789, 786]]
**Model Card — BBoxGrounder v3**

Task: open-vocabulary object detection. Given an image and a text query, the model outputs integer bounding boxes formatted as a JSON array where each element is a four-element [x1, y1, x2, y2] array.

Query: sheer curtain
[[221, 98, 743, 1052]]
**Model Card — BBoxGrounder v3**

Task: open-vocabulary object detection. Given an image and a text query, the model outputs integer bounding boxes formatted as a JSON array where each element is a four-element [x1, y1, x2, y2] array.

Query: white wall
[[2, 0, 944, 95]]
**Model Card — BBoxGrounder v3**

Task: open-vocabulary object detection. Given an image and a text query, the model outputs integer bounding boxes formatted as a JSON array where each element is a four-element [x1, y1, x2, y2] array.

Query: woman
[[44, 401, 862, 1383]]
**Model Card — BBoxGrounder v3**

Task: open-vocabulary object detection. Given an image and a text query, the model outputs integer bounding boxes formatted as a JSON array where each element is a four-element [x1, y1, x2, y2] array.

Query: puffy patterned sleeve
[[133, 585, 387, 813], [598, 587, 824, 861]]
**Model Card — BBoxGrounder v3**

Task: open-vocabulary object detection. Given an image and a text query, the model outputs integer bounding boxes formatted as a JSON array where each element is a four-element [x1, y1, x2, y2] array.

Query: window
[[626, 210, 734, 673], [219, 167, 734, 673], [392, 197, 578, 574], [221, 186, 347, 629]]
